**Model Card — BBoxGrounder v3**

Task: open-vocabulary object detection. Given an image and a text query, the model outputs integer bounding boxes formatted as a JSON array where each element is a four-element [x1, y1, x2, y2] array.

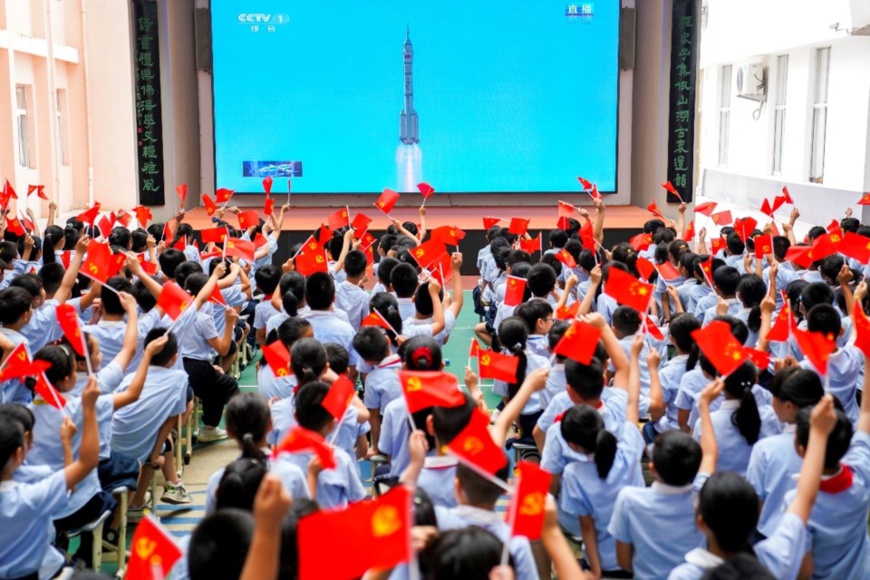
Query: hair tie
[[242, 433, 254, 443], [412, 346, 433, 368], [513, 343, 524, 351]]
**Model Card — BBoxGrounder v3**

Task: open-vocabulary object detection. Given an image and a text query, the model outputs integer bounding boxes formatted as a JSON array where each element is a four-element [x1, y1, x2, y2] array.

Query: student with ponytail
[[735, 274, 767, 347], [269, 337, 332, 445], [206, 393, 309, 515], [691, 362, 780, 476], [258, 317, 313, 400], [747, 367, 825, 540]]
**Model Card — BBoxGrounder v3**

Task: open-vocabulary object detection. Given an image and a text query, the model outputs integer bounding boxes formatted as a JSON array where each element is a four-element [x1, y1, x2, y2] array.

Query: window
[[718, 65, 732, 167], [56, 90, 69, 165], [772, 55, 788, 174], [810, 47, 831, 183], [15, 86, 31, 168]]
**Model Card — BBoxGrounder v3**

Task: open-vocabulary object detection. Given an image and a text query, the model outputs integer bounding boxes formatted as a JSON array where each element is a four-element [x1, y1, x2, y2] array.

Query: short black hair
[[431, 393, 476, 446], [796, 405, 852, 469], [513, 299, 553, 334], [132, 279, 157, 313], [564, 358, 606, 400], [390, 263, 418, 298], [527, 263, 557, 297], [9, 273, 42, 301], [801, 282, 834, 312], [548, 228, 568, 249], [413, 282, 443, 317], [423, 527, 508, 580], [294, 381, 334, 432], [158, 248, 186, 280], [455, 462, 510, 506], [290, 338, 328, 385], [254, 265, 282, 295], [144, 328, 178, 367], [352, 327, 390, 364], [344, 249, 367, 278], [188, 509, 254, 580], [303, 272, 335, 310], [0, 287, 32, 325], [652, 431, 702, 486], [806, 303, 841, 338], [102, 276, 133, 315], [175, 261, 204, 289], [611, 305, 642, 336], [713, 266, 740, 297], [376, 257, 400, 287], [38, 263, 65, 296], [323, 343, 349, 375]]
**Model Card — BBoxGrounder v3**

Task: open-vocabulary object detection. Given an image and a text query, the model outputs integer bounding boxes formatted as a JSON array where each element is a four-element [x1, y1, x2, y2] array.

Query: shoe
[[198, 426, 229, 443], [127, 504, 147, 523], [161, 482, 192, 504], [102, 528, 119, 550]]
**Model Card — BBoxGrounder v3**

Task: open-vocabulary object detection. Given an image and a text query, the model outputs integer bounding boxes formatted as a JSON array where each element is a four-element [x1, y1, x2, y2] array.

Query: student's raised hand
[[411, 526, 438, 552], [698, 378, 725, 408], [578, 208, 590, 221], [125, 252, 143, 274], [846, 208, 853, 218], [565, 274, 579, 290], [768, 261, 779, 282], [144, 334, 170, 358], [60, 416, 77, 443], [488, 566, 516, 580], [253, 473, 292, 533], [630, 334, 645, 358], [282, 257, 295, 273], [524, 367, 550, 392], [146, 235, 157, 250], [838, 264, 854, 286], [647, 348, 661, 370], [698, 227, 707, 241], [855, 281, 868, 302], [23, 234, 34, 249], [590, 264, 602, 285], [49, 201, 58, 214], [790, 207, 800, 223], [76, 235, 91, 255], [592, 196, 604, 211], [174, 210, 185, 223], [679, 202, 687, 213], [810, 394, 837, 436], [225, 307, 239, 325], [578, 312, 606, 329], [82, 376, 100, 409], [307, 455, 324, 479], [407, 430, 429, 466], [118, 291, 138, 313], [428, 277, 442, 295], [281, 203, 291, 214], [212, 261, 228, 279], [760, 295, 776, 316], [743, 252, 753, 273], [451, 252, 463, 270], [418, 206, 426, 217], [464, 366, 479, 391], [666, 284, 680, 303], [716, 295, 729, 317]]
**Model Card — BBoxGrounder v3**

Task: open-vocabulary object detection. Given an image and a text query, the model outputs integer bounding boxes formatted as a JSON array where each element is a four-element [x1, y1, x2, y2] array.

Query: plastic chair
[[64, 509, 112, 571], [101, 486, 130, 572]]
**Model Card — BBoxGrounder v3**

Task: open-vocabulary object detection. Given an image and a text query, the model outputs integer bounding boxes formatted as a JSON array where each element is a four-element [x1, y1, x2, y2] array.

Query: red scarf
[[819, 464, 853, 494]]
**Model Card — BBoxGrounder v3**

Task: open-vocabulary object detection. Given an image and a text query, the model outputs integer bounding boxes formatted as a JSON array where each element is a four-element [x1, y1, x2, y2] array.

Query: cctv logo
[[237, 13, 289, 24]]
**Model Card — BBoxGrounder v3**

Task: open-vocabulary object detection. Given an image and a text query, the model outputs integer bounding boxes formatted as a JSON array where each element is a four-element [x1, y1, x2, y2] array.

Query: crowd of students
[[0, 192, 869, 580]]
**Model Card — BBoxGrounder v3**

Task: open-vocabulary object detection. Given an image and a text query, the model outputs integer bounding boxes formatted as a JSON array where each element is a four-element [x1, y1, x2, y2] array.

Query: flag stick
[[374, 203, 392, 219], [79, 329, 94, 377], [80, 272, 122, 295], [287, 177, 292, 206], [328, 413, 345, 445]]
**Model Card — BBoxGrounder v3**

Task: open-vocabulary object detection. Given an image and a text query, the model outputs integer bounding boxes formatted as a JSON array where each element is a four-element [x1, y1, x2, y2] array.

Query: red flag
[[327, 208, 350, 230], [27, 185, 48, 201], [691, 320, 748, 376], [161, 222, 172, 242], [350, 212, 373, 233], [852, 305, 870, 359], [589, 184, 602, 201], [857, 193, 870, 206], [6, 217, 24, 237], [839, 232, 870, 265], [733, 217, 758, 242], [77, 202, 101, 226], [133, 206, 152, 227], [295, 243, 329, 277], [780, 186, 793, 204], [682, 220, 696, 242], [430, 225, 466, 247], [469, 340, 480, 358], [558, 201, 575, 218], [765, 295, 795, 343], [263, 340, 292, 378], [555, 300, 580, 321], [577, 176, 593, 190], [410, 240, 447, 270], [556, 216, 571, 231], [0, 345, 50, 382], [237, 210, 260, 230], [629, 233, 653, 252], [554, 249, 577, 269], [376, 188, 401, 213], [809, 233, 841, 261], [646, 201, 665, 218], [253, 233, 268, 250], [359, 231, 377, 250], [645, 317, 665, 340], [508, 218, 530, 236], [262, 175, 273, 195], [322, 375, 356, 420], [482, 217, 502, 230], [477, 350, 520, 383], [202, 194, 218, 217], [175, 184, 187, 205], [695, 201, 718, 216], [126, 515, 182, 580], [711, 210, 733, 226], [224, 238, 256, 262], [662, 181, 682, 202], [96, 215, 114, 239], [208, 285, 227, 307], [297, 486, 411, 580], [314, 225, 333, 247], [827, 219, 842, 236], [447, 409, 508, 477], [760, 198, 774, 217], [116, 210, 132, 228], [215, 188, 234, 203], [56, 304, 86, 357], [793, 328, 836, 376], [754, 234, 773, 258], [519, 233, 542, 254], [33, 374, 66, 409], [417, 182, 435, 199], [60, 252, 71, 269], [509, 461, 552, 540], [200, 227, 228, 245], [3, 180, 17, 200], [659, 261, 681, 282], [579, 220, 596, 251], [710, 237, 727, 255], [605, 268, 654, 313], [264, 196, 275, 216], [636, 257, 656, 282], [361, 310, 395, 333], [274, 426, 336, 470], [772, 196, 787, 213], [785, 245, 814, 269], [699, 256, 713, 283], [504, 276, 527, 307], [553, 321, 601, 365], [157, 282, 193, 321], [0, 181, 14, 209], [745, 348, 771, 370], [400, 371, 464, 413], [81, 240, 114, 284]]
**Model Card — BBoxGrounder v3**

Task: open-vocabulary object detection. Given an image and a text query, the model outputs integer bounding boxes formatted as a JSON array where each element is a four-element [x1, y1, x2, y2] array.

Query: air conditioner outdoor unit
[[735, 62, 766, 100]]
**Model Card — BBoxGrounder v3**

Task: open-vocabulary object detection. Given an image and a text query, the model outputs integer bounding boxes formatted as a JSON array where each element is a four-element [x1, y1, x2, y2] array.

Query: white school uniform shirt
[[179, 307, 219, 361], [701, 297, 741, 326], [204, 451, 309, 515], [800, 346, 863, 425], [330, 404, 370, 460], [20, 299, 66, 353], [363, 354, 403, 413], [214, 284, 245, 335], [676, 278, 699, 312], [596, 293, 618, 326], [802, 270, 824, 283], [688, 284, 713, 314], [417, 456, 458, 508], [692, 399, 781, 476], [493, 302, 516, 330], [378, 397, 413, 476], [0, 471, 70, 580], [402, 310, 456, 345], [257, 365, 297, 401], [561, 434, 646, 572], [335, 281, 370, 329], [746, 425, 802, 538], [28, 394, 114, 519], [492, 350, 551, 415], [782, 431, 870, 579], [668, 512, 807, 580], [280, 446, 367, 509], [692, 291, 718, 320], [611, 335, 651, 399], [608, 473, 710, 580], [70, 368, 124, 460], [734, 306, 759, 347], [526, 334, 550, 360], [253, 299, 280, 331], [541, 363, 566, 410], [268, 395, 296, 446], [83, 309, 161, 376], [396, 297, 416, 321], [653, 354, 690, 433], [0, 327, 32, 403], [301, 310, 359, 366], [788, 317, 855, 362], [435, 505, 539, 580], [110, 366, 188, 462], [265, 312, 289, 336]]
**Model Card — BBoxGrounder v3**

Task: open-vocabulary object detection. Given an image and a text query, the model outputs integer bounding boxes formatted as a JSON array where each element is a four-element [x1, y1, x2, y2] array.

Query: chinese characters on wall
[[133, 0, 165, 206], [667, 0, 698, 203]]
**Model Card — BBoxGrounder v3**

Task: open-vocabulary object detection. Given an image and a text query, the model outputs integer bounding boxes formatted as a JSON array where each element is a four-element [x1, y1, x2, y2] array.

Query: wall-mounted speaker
[[194, 8, 212, 72], [619, 7, 637, 70]]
